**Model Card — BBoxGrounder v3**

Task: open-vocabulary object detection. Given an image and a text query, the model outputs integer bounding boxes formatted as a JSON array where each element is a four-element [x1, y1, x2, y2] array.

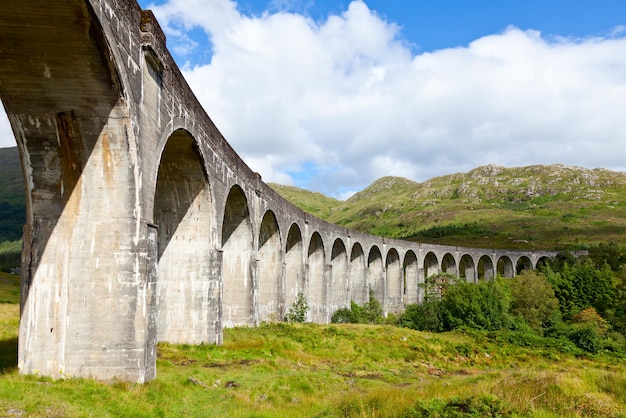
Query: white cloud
[[0, 105, 14, 149], [163, 1, 626, 196], [2, 1, 626, 199]]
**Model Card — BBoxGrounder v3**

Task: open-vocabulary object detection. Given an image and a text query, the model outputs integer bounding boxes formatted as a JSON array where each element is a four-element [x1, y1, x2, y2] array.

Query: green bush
[[400, 299, 444, 332], [285, 293, 308, 323], [569, 324, 602, 354], [440, 279, 511, 331], [330, 291, 384, 324], [509, 270, 560, 334], [401, 279, 511, 333]]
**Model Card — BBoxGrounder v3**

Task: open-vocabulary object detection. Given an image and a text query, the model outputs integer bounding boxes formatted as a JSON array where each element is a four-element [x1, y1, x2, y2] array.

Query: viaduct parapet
[[0, 0, 562, 382]]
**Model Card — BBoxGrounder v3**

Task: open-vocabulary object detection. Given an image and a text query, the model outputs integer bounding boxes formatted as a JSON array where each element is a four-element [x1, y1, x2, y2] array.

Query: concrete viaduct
[[0, 0, 560, 382]]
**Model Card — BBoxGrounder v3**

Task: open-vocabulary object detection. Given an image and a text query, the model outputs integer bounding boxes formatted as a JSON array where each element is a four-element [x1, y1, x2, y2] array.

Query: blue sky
[[2, 1, 626, 198]]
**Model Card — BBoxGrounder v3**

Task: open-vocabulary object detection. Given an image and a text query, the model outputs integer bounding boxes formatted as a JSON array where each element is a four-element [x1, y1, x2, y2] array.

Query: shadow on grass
[[0, 337, 17, 373]]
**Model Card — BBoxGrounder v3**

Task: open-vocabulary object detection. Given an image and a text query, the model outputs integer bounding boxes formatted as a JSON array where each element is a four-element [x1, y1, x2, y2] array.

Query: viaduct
[[0, 0, 560, 382]]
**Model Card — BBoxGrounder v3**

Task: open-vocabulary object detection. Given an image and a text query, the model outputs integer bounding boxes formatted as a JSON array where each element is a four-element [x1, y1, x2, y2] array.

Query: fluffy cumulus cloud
[[147, 0, 626, 197], [2, 0, 626, 198]]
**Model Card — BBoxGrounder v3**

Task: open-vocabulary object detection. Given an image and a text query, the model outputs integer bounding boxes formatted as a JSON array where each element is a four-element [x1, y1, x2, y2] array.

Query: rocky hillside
[[272, 164, 626, 250]]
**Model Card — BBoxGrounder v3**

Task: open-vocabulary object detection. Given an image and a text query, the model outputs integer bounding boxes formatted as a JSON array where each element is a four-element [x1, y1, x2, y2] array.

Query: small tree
[[285, 293, 308, 323]]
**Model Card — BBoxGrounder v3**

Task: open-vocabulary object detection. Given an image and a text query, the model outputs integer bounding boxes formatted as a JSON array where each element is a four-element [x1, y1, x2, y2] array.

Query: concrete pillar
[[17, 105, 156, 382]]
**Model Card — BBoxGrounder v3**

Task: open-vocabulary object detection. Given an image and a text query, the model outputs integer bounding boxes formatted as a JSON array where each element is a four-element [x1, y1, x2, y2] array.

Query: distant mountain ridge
[[271, 164, 626, 250]]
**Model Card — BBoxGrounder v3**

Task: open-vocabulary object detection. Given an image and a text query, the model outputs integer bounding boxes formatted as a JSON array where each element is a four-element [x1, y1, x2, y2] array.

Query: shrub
[[400, 299, 444, 332], [569, 324, 602, 354], [285, 293, 308, 323], [330, 292, 384, 324], [440, 279, 511, 331], [571, 307, 610, 336], [509, 270, 560, 334]]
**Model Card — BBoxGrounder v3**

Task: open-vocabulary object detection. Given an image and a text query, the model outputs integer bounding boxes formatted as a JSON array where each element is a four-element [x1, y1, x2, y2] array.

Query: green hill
[[0, 147, 24, 243], [273, 164, 626, 250], [268, 183, 342, 219]]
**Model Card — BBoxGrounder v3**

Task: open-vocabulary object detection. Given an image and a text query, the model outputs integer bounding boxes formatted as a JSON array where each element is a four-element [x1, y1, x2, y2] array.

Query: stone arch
[[403, 250, 419, 305], [330, 238, 349, 313], [258, 210, 282, 322], [459, 254, 476, 283], [222, 185, 254, 327], [477, 255, 495, 280], [535, 256, 551, 270], [497, 256, 515, 278], [284, 223, 304, 317], [441, 253, 458, 276], [385, 248, 402, 314], [350, 243, 367, 305], [368, 246, 384, 301], [308, 232, 327, 323], [424, 251, 439, 279], [516, 256, 533, 275], [154, 129, 215, 344]]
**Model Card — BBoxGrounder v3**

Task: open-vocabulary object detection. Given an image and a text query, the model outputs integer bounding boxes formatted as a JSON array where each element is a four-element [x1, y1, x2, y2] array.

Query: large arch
[[284, 223, 304, 318], [308, 232, 327, 323], [441, 253, 457, 276], [477, 255, 495, 280], [535, 256, 551, 271], [385, 248, 403, 314], [424, 252, 439, 279], [403, 250, 419, 305], [349, 243, 367, 305], [330, 238, 349, 313], [516, 256, 533, 275], [222, 185, 254, 327], [154, 130, 215, 344], [368, 246, 384, 301], [497, 256, 515, 278], [459, 254, 476, 283], [258, 210, 282, 322]]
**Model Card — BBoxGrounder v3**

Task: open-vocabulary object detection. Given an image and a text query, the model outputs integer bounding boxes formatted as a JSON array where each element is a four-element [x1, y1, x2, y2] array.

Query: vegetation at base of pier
[[398, 251, 626, 355], [1, 267, 626, 416], [284, 293, 308, 323]]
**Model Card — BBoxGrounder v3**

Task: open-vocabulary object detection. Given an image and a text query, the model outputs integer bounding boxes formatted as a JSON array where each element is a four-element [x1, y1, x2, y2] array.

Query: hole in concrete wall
[[258, 210, 281, 322], [153, 129, 214, 343], [459, 254, 476, 283], [497, 256, 514, 278], [285, 223, 304, 313], [222, 185, 253, 327], [385, 248, 402, 314], [349, 243, 366, 304], [516, 256, 532, 275], [441, 253, 457, 276], [423, 252, 439, 279], [330, 238, 348, 312], [308, 231, 326, 323], [403, 250, 418, 305], [368, 246, 383, 301], [477, 255, 494, 280]]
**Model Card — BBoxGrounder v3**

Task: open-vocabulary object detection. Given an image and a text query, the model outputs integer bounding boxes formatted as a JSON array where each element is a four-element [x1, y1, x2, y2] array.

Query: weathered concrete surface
[[0, 0, 568, 382]]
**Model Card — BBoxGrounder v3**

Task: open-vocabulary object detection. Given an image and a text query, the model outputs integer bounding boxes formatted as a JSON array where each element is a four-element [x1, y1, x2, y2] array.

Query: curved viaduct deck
[[0, 0, 560, 382]]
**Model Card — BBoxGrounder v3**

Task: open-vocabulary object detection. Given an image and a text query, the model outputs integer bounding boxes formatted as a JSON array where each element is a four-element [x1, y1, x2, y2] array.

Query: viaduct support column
[[16, 104, 156, 382]]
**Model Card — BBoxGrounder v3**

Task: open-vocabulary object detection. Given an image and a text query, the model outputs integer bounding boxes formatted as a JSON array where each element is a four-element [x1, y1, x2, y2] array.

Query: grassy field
[[1, 272, 625, 417]]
